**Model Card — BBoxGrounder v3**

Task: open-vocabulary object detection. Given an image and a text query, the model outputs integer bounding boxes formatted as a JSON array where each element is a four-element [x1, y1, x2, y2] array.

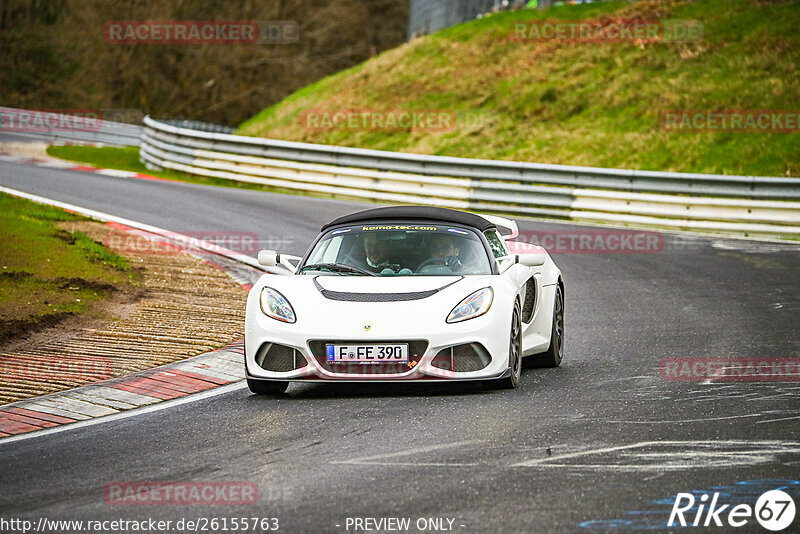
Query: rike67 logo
[[670, 489, 795, 531]]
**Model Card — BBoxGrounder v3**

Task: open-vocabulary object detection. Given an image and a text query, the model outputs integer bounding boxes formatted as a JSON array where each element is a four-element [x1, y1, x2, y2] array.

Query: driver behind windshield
[[363, 232, 398, 273], [419, 234, 462, 273]]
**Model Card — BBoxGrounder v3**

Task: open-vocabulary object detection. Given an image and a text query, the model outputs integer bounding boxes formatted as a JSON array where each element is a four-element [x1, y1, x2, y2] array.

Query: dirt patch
[[0, 275, 144, 348], [0, 271, 34, 280], [0, 312, 76, 346], [53, 277, 119, 293], [0, 221, 248, 405]]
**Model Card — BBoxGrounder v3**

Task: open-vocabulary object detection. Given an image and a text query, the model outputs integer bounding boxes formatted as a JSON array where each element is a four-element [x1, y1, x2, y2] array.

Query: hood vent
[[313, 277, 461, 302]]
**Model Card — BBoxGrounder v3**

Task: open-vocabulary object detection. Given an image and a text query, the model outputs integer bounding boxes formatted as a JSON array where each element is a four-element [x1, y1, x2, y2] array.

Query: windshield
[[301, 224, 492, 276]]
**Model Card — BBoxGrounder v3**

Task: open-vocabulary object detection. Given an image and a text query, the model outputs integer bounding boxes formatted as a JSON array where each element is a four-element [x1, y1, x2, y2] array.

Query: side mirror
[[257, 249, 278, 267], [518, 252, 546, 267]]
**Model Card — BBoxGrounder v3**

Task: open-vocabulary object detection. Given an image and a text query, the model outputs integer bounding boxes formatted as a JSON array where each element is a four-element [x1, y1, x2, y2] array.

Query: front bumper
[[245, 274, 518, 382], [245, 317, 511, 382]]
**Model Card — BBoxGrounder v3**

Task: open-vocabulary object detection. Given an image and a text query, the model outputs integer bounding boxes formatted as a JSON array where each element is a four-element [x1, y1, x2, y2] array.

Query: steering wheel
[[416, 256, 462, 272], [339, 253, 401, 274]]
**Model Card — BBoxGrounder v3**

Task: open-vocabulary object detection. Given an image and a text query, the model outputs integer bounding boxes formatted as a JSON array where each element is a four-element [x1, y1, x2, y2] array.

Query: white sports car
[[244, 206, 564, 394]]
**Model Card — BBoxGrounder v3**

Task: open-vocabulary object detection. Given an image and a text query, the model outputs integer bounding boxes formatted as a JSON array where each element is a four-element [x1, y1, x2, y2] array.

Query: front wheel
[[247, 378, 289, 395], [531, 284, 564, 368], [485, 302, 522, 390]]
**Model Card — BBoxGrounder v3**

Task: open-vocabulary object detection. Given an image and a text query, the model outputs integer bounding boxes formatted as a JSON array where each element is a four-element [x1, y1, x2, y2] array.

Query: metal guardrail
[[140, 116, 800, 237], [158, 119, 235, 135], [0, 107, 143, 146]]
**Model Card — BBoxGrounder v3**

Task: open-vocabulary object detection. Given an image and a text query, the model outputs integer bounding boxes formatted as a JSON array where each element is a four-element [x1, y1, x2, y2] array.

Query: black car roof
[[320, 206, 496, 232]]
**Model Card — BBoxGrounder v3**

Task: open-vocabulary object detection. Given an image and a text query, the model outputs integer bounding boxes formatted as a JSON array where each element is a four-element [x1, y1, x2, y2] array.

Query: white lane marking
[[0, 381, 247, 447], [513, 443, 640, 466], [32, 160, 76, 169], [95, 168, 138, 178], [513, 440, 800, 471], [339, 462, 480, 467], [513, 463, 769, 472], [756, 415, 800, 424], [332, 440, 800, 470], [331, 440, 482, 466], [605, 413, 764, 424], [748, 393, 800, 401], [712, 240, 800, 253]]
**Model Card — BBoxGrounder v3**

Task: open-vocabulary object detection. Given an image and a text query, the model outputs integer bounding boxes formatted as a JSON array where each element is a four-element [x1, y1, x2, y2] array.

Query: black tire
[[485, 301, 522, 390], [247, 378, 289, 395], [530, 284, 564, 368]]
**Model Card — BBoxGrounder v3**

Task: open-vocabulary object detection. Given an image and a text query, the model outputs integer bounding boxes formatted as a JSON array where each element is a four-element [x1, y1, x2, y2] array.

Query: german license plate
[[326, 344, 409, 363]]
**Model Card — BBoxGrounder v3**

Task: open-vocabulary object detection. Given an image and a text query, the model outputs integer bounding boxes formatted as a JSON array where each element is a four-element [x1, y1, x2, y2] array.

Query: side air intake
[[431, 343, 491, 372], [255, 343, 308, 372], [521, 277, 536, 323]]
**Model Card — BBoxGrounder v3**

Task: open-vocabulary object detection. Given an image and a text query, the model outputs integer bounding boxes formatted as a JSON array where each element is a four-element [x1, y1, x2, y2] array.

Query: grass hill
[[238, 0, 800, 177]]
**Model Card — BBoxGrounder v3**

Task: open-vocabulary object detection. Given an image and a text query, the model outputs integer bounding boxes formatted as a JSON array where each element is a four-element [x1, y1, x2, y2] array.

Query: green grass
[[237, 0, 800, 177], [0, 193, 137, 341]]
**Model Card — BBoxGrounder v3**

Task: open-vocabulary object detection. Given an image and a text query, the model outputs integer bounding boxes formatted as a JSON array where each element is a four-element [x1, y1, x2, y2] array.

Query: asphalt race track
[[1, 159, 799, 532]]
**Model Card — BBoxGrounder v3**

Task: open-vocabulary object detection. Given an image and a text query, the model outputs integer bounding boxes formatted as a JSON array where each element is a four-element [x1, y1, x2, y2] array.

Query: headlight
[[260, 287, 296, 323], [446, 287, 493, 323]]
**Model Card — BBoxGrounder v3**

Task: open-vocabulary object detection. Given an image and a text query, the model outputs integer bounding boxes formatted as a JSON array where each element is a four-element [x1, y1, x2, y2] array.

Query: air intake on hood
[[313, 278, 460, 302]]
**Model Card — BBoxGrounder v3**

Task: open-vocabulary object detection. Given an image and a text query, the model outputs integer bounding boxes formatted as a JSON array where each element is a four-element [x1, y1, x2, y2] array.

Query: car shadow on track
[[282, 381, 487, 399], [244, 369, 558, 400]]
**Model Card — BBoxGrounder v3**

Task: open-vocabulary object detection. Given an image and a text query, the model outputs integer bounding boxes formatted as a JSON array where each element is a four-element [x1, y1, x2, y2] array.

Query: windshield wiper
[[298, 263, 378, 276]]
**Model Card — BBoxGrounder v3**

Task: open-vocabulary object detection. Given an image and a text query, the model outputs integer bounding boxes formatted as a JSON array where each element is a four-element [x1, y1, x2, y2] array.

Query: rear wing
[[482, 214, 519, 240]]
